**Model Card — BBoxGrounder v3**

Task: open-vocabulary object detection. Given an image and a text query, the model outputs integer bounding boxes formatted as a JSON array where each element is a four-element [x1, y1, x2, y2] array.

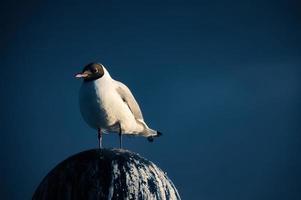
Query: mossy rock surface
[[33, 149, 181, 200]]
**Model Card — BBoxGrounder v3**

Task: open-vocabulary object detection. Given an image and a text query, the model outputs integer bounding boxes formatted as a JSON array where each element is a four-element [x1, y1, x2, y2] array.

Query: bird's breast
[[79, 82, 117, 130]]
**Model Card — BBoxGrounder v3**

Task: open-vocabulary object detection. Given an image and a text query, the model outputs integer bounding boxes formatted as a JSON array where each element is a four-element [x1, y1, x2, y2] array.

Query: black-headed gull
[[75, 63, 162, 149]]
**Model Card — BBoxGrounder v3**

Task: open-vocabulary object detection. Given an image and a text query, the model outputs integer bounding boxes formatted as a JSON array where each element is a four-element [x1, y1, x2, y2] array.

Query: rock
[[33, 149, 181, 200]]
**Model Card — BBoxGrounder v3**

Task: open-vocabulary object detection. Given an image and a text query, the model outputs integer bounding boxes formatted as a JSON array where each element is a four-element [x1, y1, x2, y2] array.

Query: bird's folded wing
[[115, 81, 144, 120]]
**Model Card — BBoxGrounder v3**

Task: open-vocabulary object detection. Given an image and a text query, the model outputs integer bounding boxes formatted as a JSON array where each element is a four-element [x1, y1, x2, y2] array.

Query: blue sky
[[1, 0, 301, 199]]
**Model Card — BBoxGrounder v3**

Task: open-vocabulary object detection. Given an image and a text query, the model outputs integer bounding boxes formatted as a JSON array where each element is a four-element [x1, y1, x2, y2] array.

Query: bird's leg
[[118, 123, 122, 149], [97, 128, 102, 149]]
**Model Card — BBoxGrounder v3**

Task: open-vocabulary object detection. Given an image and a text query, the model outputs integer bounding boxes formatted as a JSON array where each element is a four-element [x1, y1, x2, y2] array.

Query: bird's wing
[[115, 81, 144, 120]]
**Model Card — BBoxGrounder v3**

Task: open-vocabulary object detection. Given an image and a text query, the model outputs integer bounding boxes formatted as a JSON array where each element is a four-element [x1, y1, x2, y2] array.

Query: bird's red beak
[[75, 73, 88, 79]]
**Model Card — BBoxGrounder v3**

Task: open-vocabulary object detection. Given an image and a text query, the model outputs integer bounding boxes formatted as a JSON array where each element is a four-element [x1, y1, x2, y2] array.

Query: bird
[[75, 63, 162, 149]]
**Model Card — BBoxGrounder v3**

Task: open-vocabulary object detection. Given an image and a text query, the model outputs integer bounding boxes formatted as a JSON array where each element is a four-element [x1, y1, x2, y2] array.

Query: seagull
[[75, 63, 162, 149]]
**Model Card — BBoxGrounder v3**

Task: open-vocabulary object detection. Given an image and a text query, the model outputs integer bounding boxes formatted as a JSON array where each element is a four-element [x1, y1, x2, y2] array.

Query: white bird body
[[79, 66, 157, 137]]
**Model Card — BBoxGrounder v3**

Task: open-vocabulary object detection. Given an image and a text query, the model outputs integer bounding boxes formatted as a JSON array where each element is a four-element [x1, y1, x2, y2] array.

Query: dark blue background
[[1, 0, 300, 199]]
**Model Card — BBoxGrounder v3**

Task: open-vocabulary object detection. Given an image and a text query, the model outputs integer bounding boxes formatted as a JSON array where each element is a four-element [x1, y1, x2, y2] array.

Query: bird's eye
[[92, 68, 98, 73]]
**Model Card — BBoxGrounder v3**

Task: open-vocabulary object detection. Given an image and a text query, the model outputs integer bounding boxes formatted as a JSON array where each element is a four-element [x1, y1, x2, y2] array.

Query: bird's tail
[[146, 130, 163, 142], [136, 119, 163, 142]]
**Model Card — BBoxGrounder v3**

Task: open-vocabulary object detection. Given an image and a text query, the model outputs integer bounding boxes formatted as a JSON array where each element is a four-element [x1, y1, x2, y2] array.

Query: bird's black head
[[75, 63, 105, 82]]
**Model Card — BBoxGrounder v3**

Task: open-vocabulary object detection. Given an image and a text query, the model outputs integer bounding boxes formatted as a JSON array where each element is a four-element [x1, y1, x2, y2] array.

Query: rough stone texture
[[33, 149, 181, 200]]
